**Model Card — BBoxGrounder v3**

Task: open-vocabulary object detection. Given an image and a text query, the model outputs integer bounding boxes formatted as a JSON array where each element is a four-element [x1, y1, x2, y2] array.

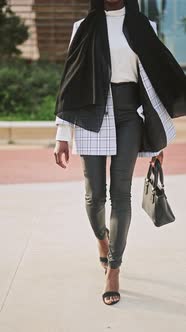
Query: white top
[[105, 6, 138, 83], [56, 6, 138, 141]]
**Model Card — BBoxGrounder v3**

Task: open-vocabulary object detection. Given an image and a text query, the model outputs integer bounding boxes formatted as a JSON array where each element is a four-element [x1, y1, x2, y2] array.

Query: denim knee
[[84, 191, 107, 240], [109, 190, 131, 207], [85, 187, 106, 207]]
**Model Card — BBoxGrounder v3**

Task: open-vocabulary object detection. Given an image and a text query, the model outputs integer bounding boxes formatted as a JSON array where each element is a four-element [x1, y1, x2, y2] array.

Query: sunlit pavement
[[0, 144, 186, 331]]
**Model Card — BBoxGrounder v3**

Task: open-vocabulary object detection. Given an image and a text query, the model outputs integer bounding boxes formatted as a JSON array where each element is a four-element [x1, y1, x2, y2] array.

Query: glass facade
[[140, 0, 186, 68]]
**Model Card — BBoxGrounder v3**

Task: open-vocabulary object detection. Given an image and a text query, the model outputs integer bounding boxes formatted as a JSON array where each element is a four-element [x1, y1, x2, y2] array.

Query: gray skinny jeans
[[80, 82, 144, 269]]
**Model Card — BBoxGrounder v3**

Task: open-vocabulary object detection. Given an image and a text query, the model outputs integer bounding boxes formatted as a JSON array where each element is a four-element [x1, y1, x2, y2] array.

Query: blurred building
[[9, 0, 186, 67], [9, 0, 39, 60], [141, 0, 186, 68], [9, 0, 88, 61]]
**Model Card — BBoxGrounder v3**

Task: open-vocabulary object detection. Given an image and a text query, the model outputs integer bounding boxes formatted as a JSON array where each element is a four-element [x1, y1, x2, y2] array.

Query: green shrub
[[0, 59, 63, 120]]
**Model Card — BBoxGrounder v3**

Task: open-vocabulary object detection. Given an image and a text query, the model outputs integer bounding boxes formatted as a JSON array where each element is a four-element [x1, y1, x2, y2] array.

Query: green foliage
[[0, 0, 29, 58], [0, 59, 63, 120]]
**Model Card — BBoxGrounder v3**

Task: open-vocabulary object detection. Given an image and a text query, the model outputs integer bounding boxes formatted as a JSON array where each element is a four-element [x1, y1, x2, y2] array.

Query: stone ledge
[[0, 121, 56, 144], [0, 121, 55, 128], [0, 118, 185, 145]]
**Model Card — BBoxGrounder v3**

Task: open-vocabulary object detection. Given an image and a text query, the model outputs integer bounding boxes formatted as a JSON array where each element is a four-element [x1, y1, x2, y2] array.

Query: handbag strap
[[154, 159, 164, 188], [146, 159, 164, 189]]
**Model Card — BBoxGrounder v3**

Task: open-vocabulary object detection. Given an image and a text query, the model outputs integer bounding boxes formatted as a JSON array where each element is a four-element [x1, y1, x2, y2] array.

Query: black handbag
[[142, 159, 175, 227]]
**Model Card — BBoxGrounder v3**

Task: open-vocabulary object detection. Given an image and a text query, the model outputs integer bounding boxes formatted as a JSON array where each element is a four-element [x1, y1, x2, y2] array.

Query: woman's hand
[[150, 150, 164, 167], [54, 141, 69, 169]]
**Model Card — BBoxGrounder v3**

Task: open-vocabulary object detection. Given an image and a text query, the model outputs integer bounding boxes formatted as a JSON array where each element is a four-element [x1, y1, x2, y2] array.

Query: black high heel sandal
[[99, 227, 109, 274], [102, 291, 120, 305]]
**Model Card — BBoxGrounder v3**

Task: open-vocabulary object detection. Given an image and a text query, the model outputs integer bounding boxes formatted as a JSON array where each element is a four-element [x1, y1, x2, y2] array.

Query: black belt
[[111, 81, 141, 111]]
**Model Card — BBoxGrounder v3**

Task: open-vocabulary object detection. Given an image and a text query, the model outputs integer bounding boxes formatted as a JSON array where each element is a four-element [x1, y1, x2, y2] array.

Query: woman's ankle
[[107, 264, 120, 270], [106, 266, 120, 276]]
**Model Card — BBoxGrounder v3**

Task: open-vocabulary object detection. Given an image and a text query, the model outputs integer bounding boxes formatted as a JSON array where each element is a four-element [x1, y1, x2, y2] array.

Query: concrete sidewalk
[[0, 176, 186, 332]]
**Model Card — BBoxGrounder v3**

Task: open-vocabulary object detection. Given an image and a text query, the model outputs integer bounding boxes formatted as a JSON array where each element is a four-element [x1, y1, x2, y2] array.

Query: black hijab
[[54, 0, 186, 132]]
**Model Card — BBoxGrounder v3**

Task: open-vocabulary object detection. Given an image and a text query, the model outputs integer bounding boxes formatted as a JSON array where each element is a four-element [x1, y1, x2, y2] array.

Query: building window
[[140, 0, 186, 68]]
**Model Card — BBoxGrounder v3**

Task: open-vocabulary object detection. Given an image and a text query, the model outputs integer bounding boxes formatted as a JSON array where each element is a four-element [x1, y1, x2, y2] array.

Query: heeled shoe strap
[[102, 291, 120, 304], [102, 291, 120, 298], [100, 257, 108, 263]]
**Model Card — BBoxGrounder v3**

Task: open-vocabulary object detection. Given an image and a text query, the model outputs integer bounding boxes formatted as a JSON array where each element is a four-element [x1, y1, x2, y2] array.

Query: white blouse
[[56, 6, 138, 141], [105, 6, 138, 83]]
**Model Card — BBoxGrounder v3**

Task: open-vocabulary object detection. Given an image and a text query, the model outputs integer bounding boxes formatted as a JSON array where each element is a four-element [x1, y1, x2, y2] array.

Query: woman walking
[[53, 0, 186, 305]]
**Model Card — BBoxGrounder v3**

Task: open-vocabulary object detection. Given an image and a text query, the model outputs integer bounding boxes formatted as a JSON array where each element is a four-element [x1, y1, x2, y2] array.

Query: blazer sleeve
[[55, 21, 81, 142]]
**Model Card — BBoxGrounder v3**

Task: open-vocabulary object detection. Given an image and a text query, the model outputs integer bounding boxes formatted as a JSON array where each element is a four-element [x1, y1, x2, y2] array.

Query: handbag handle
[[146, 158, 164, 189], [154, 159, 164, 188]]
